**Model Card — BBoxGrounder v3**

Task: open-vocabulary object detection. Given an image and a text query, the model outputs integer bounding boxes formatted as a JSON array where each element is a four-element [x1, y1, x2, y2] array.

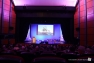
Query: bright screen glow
[[38, 25, 54, 35]]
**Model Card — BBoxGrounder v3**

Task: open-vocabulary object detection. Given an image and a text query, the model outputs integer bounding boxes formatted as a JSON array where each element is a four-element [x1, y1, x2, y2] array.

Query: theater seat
[[1, 51, 16, 55], [75, 54, 94, 63], [0, 55, 25, 63], [40, 52, 56, 56], [33, 57, 67, 63], [61, 54, 77, 63], [20, 52, 35, 63], [56, 51, 65, 56]]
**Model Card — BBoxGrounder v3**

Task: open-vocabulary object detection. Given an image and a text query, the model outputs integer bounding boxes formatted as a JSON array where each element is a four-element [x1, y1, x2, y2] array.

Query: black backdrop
[[16, 17, 74, 44]]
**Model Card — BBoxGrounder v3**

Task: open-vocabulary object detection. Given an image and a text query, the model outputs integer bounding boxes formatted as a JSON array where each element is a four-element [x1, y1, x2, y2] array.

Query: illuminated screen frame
[[37, 24, 54, 35]]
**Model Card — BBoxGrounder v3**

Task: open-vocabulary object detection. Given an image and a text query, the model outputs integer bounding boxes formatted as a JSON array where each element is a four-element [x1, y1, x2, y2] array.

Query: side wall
[[0, 0, 16, 44], [74, 0, 94, 46]]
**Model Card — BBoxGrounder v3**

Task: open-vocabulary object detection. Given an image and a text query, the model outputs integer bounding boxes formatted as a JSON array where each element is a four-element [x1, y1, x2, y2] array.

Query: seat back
[[40, 52, 56, 56], [20, 52, 35, 63], [75, 54, 94, 63], [61, 54, 77, 63], [33, 57, 67, 63], [0, 55, 24, 63]]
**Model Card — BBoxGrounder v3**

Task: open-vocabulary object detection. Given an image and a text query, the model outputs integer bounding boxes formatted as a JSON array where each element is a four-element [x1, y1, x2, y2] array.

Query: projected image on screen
[[38, 25, 54, 35]]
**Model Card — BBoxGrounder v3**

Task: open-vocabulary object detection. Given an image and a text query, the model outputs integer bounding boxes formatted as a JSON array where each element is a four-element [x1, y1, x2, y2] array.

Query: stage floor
[[25, 41, 65, 44]]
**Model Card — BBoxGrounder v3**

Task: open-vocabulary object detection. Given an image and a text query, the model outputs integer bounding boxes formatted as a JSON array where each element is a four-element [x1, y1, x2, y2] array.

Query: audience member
[[91, 45, 94, 53], [77, 46, 85, 55], [85, 48, 92, 54]]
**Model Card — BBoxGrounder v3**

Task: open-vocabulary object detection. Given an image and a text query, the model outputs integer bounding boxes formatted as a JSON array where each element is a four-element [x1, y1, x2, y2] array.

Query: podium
[[32, 37, 36, 44]]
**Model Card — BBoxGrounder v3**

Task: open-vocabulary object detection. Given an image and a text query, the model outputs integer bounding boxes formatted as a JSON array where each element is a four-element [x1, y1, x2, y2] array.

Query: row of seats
[[0, 54, 94, 63], [0, 43, 94, 63]]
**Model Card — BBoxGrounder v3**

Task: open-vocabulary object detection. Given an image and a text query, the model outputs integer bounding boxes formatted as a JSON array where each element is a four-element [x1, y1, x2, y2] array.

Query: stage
[[25, 41, 65, 44]]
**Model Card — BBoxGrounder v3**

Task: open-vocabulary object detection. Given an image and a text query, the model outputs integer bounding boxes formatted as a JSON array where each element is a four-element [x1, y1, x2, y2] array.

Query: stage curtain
[[60, 23, 70, 43], [18, 21, 30, 42]]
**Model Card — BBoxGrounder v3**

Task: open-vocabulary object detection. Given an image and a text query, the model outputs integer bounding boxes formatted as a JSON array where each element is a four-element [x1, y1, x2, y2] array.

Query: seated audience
[[68, 46, 75, 54], [91, 45, 94, 53], [77, 46, 85, 55], [85, 48, 92, 54]]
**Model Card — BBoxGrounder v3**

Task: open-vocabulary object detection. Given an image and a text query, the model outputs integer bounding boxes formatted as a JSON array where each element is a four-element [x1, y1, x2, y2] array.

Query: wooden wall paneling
[[80, 0, 85, 6], [80, 22, 86, 28], [2, 27, 9, 33], [87, 21, 94, 27], [3, 0, 10, 5], [87, 28, 94, 34], [80, 28, 86, 34], [9, 39, 15, 44], [80, 16, 85, 23], [87, 35, 94, 41], [80, 5, 85, 11], [87, 7, 93, 15], [80, 35, 86, 41], [80, 11, 85, 17], [1, 39, 8, 44], [87, 0, 93, 9]]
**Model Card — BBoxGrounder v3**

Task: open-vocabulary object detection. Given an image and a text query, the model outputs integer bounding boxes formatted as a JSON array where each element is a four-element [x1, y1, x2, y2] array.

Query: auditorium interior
[[0, 0, 94, 63]]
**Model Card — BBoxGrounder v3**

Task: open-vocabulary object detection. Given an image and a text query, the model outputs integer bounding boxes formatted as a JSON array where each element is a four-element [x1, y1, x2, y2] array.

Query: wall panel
[[87, 0, 93, 9], [87, 28, 94, 34], [1, 39, 8, 44], [80, 16, 85, 23], [12, 10, 16, 17], [87, 14, 94, 21], [74, 30, 78, 35], [80, 41, 85, 46], [10, 23, 15, 33], [4, 0, 10, 5], [87, 21, 94, 27], [74, 0, 94, 46], [74, 23, 78, 28], [3, 4, 10, 11], [0, 0, 2, 11], [74, 19, 78, 24], [0, 0, 1, 30], [9, 39, 15, 44], [88, 42, 94, 46], [86, 0, 93, 2], [3, 10, 9, 16], [80, 0, 85, 6], [3, 19, 9, 27], [87, 7, 93, 15], [74, 34, 78, 37], [80, 35, 86, 41], [80, 11, 85, 17], [80, 5, 85, 11], [11, 18, 16, 24], [2, 27, 9, 33], [80, 28, 86, 34], [87, 35, 94, 41], [3, 0, 10, 34], [80, 22, 86, 28]]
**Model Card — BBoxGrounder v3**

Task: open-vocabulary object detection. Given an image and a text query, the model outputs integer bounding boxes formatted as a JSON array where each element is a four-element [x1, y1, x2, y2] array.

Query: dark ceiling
[[15, 6, 75, 17]]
